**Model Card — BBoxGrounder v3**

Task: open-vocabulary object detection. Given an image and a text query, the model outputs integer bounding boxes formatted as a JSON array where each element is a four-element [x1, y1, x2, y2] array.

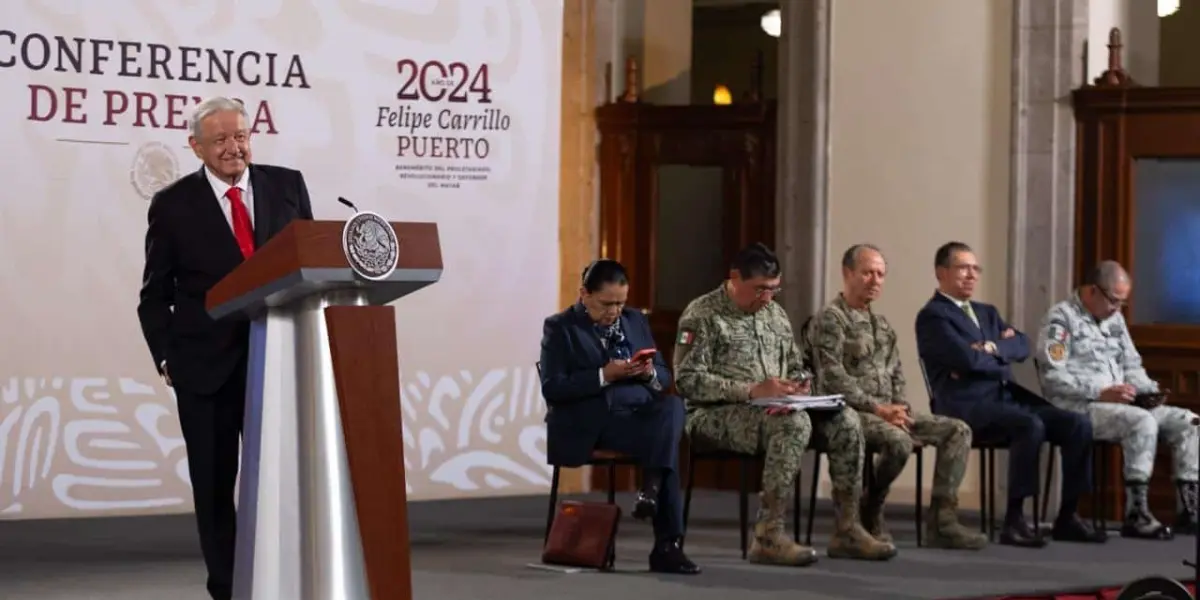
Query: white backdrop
[[0, 0, 563, 519]]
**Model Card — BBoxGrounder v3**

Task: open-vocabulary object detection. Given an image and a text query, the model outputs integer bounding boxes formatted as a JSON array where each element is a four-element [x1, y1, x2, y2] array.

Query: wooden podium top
[[206, 220, 442, 320]]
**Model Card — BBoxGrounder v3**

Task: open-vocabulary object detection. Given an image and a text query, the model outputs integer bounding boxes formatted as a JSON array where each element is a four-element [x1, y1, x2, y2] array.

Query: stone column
[[774, 1, 831, 329], [1008, 0, 1089, 521], [773, 0, 833, 502], [557, 0, 603, 494]]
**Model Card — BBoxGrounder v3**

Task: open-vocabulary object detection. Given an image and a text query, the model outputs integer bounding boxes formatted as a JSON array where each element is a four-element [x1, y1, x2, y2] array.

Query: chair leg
[[683, 452, 697, 544], [739, 458, 749, 560], [1041, 446, 1055, 524], [545, 467, 562, 545], [978, 448, 988, 535], [793, 470, 802, 543], [806, 453, 821, 546], [607, 462, 617, 504], [864, 452, 874, 491], [915, 450, 924, 548], [988, 449, 997, 540], [1090, 445, 1100, 532], [1097, 445, 1111, 532]]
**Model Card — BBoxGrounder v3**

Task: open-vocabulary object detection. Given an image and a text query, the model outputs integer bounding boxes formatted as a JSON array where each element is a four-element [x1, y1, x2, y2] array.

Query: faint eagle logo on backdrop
[[342, 211, 399, 281], [130, 142, 180, 200]]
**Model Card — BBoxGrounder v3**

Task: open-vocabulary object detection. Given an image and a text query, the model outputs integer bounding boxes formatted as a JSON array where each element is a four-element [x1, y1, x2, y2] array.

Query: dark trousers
[[961, 392, 1093, 504], [175, 360, 247, 600], [596, 395, 686, 541]]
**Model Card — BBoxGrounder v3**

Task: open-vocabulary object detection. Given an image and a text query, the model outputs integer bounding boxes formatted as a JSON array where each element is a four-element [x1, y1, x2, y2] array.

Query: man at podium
[[135, 96, 314, 600]]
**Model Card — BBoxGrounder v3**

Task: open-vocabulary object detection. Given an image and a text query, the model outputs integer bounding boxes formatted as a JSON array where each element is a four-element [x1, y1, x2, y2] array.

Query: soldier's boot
[[1174, 480, 1199, 536], [859, 487, 893, 544], [1120, 481, 1174, 540], [827, 488, 897, 561], [747, 492, 818, 566], [923, 495, 988, 550]]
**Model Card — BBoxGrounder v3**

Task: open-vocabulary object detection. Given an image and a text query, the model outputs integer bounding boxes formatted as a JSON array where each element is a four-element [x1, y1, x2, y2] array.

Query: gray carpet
[[0, 491, 1194, 599]]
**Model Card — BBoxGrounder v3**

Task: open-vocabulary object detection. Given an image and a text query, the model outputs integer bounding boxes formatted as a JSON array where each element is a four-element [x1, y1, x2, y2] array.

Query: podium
[[205, 219, 442, 600]]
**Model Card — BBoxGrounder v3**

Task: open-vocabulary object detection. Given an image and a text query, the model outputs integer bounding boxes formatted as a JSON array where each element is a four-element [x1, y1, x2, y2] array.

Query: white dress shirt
[[203, 166, 255, 231]]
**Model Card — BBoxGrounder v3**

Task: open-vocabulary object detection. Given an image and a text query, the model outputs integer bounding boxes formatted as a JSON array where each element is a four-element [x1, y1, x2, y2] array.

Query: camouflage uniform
[[807, 295, 986, 549], [1037, 292, 1200, 535], [674, 285, 895, 565]]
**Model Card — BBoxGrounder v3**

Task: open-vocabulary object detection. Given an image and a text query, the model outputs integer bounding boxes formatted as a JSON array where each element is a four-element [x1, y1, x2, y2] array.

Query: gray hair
[[841, 243, 884, 270], [190, 96, 249, 139], [1087, 260, 1129, 290]]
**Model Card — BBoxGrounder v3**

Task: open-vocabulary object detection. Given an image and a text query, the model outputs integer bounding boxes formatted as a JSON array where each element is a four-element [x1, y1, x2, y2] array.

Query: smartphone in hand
[[1134, 392, 1167, 408], [632, 348, 657, 363]]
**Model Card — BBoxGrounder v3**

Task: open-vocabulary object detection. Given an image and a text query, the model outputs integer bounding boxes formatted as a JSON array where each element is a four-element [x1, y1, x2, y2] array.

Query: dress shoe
[[1051, 514, 1107, 543], [632, 490, 658, 520], [649, 538, 701, 575], [999, 519, 1047, 548]]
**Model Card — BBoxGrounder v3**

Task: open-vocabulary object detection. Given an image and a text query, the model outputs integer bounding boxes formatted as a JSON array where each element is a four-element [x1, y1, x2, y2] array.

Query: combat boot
[[859, 487, 892, 544], [1174, 480, 1198, 536], [1120, 481, 1174, 540], [827, 488, 897, 560], [924, 496, 987, 550], [747, 492, 818, 566]]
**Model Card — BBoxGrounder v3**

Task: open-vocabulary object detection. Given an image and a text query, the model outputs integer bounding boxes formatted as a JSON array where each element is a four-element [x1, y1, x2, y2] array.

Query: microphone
[[337, 197, 358, 212]]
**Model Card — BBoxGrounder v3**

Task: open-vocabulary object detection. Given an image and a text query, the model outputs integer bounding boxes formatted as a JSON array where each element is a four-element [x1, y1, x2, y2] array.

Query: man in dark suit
[[915, 242, 1103, 548], [539, 259, 699, 575], [136, 96, 314, 600]]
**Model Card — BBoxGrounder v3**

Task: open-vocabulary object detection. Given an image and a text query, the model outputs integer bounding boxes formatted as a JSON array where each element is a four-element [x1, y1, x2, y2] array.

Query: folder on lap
[[750, 394, 846, 411]]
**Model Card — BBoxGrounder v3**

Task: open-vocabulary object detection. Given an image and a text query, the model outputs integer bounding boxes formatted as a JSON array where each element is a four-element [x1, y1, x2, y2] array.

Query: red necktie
[[226, 187, 255, 259]]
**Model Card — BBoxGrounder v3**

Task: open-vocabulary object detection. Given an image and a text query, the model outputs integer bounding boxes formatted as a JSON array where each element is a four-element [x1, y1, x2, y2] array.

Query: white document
[[750, 394, 845, 410]]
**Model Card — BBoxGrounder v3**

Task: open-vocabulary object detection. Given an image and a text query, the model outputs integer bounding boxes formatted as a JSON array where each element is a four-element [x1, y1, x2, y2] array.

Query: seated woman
[[538, 259, 698, 575]]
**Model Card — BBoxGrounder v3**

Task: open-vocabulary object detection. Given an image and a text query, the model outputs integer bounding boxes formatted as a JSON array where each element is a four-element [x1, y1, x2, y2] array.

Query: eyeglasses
[[755, 285, 783, 298], [1097, 286, 1126, 308]]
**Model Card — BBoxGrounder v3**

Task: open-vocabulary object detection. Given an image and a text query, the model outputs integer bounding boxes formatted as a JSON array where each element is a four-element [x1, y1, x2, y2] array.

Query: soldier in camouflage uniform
[[674, 243, 896, 566], [808, 244, 986, 549], [1037, 260, 1199, 539]]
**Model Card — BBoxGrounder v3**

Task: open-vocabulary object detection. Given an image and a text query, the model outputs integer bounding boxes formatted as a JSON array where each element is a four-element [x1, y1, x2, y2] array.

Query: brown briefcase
[[541, 500, 621, 570]]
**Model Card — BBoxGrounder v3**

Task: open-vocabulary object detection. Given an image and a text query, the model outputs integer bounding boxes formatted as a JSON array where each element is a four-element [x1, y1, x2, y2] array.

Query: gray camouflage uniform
[[808, 295, 984, 549], [1037, 292, 1199, 530], [674, 284, 895, 564]]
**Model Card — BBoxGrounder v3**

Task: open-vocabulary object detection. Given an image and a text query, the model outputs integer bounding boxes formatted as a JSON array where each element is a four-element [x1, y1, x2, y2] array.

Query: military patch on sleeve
[[1046, 341, 1067, 363], [677, 329, 695, 345], [1046, 323, 1069, 343]]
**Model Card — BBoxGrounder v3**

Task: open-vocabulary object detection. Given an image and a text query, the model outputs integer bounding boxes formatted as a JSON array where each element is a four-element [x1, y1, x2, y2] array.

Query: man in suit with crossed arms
[[915, 241, 1103, 549], [137, 96, 314, 600]]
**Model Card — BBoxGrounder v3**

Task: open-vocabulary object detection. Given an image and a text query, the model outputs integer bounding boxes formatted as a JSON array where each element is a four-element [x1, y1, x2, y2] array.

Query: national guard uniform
[[808, 295, 986, 549], [674, 284, 895, 565], [1037, 292, 1200, 537]]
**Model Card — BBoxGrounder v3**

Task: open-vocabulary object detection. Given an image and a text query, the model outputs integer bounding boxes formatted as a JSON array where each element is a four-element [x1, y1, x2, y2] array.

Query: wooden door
[[1074, 84, 1200, 520], [593, 102, 776, 492]]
